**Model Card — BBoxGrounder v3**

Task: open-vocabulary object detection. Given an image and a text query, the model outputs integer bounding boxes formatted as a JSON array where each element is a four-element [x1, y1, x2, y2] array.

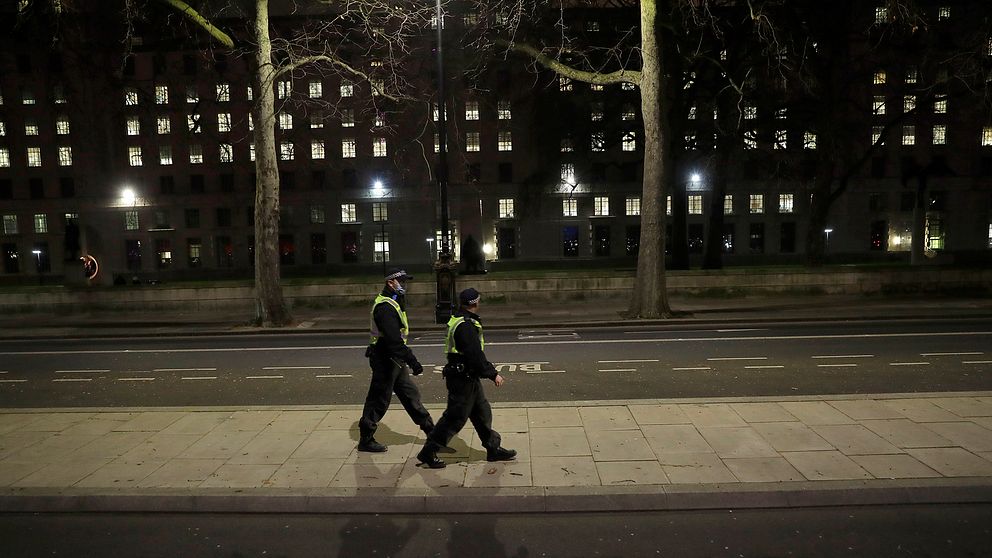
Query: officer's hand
[[493, 374, 504, 387], [411, 362, 424, 376]]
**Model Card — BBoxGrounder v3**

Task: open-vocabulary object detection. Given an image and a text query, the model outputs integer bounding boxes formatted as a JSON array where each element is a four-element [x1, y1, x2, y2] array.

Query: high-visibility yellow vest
[[369, 294, 409, 345], [444, 315, 484, 355]]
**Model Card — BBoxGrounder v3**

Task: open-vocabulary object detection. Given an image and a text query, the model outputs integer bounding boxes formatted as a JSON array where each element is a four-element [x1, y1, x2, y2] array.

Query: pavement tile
[[641, 425, 713, 454], [17, 413, 96, 432], [810, 425, 902, 455], [114, 411, 186, 432], [722, 457, 804, 482], [74, 459, 167, 488], [120, 434, 202, 461], [491, 408, 530, 433], [826, 400, 906, 421], [464, 461, 533, 488], [657, 452, 737, 484], [730, 402, 798, 423], [228, 433, 307, 465], [466, 431, 530, 462], [398, 460, 469, 489], [628, 404, 691, 425], [752, 422, 833, 452], [531, 456, 600, 487], [579, 406, 637, 430], [905, 448, 992, 477], [879, 399, 961, 422], [262, 411, 329, 434], [980, 452, 992, 464], [60, 418, 132, 437], [781, 451, 873, 480], [177, 431, 258, 460], [315, 411, 358, 430], [213, 410, 282, 432], [587, 430, 656, 461], [849, 455, 941, 479], [778, 402, 856, 425], [159, 412, 232, 435], [13, 458, 112, 487], [330, 463, 405, 488], [698, 427, 780, 458], [0, 414, 45, 435], [0, 461, 46, 486], [928, 397, 992, 418], [266, 459, 343, 488], [861, 419, 955, 449], [975, 417, 992, 431], [595, 461, 670, 486], [137, 459, 226, 488], [680, 404, 747, 427], [7, 433, 101, 463], [920, 422, 992, 452], [0, 431, 51, 460], [292, 431, 360, 460], [200, 464, 281, 488], [66, 431, 155, 460], [529, 427, 592, 457], [528, 408, 582, 428]]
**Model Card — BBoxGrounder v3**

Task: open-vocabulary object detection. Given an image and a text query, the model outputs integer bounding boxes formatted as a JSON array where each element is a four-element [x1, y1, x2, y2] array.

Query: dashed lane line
[[0, 379, 27, 383], [963, 360, 992, 364], [316, 374, 354, 378], [262, 366, 332, 370], [118, 377, 155, 381], [744, 365, 785, 369], [598, 368, 637, 372], [920, 352, 984, 357], [889, 362, 930, 366], [817, 364, 859, 368], [598, 359, 659, 363], [673, 367, 711, 371], [525, 370, 566, 374], [707, 357, 768, 361], [53, 378, 92, 382], [246, 375, 284, 379], [181, 376, 218, 381], [811, 355, 874, 359], [154, 368, 218, 372], [56, 369, 110, 373]]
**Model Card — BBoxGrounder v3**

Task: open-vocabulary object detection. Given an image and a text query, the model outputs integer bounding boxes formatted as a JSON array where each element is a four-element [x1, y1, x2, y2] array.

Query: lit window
[[189, 144, 203, 164], [625, 197, 640, 216], [247, 86, 253, 101], [744, 131, 757, 150], [622, 131, 636, 152], [938, 6, 950, 20], [373, 232, 390, 263], [125, 117, 140, 136], [25, 120, 39, 135], [216, 83, 230, 102], [187, 114, 201, 133], [374, 112, 385, 127], [688, 105, 697, 120], [465, 101, 479, 120], [988, 223, 992, 248], [779, 193, 794, 213], [159, 145, 173, 165], [55, 116, 69, 135], [594, 196, 610, 216], [34, 214, 47, 233], [562, 199, 578, 217], [185, 85, 198, 103], [341, 109, 354, 127], [250, 143, 255, 161], [27, 147, 41, 167], [311, 110, 324, 129], [218, 113, 232, 132], [586, 20, 600, 32], [0, 87, 3, 105], [667, 196, 672, 216], [724, 194, 734, 215], [373, 137, 387, 157], [804, 132, 817, 150], [157, 116, 170, 134], [341, 138, 356, 158], [155, 85, 169, 104], [279, 112, 293, 130], [559, 76, 573, 92], [561, 138, 574, 153], [311, 140, 325, 159], [934, 97, 947, 114], [744, 105, 757, 120], [873, 96, 886, 115], [902, 125, 915, 146], [749, 194, 764, 214], [875, 6, 888, 24], [219, 143, 233, 163], [277, 80, 291, 99], [57, 146, 72, 166], [591, 102, 604, 122], [561, 163, 576, 185], [279, 141, 294, 161], [933, 125, 946, 145], [621, 82, 635, 91], [982, 127, 992, 146], [872, 126, 884, 145], [22, 88, 36, 105], [311, 205, 326, 224], [903, 95, 916, 113], [0, 148, 9, 167], [775, 109, 787, 120], [433, 104, 442, 122], [248, 114, 254, 131], [0, 121, 4, 136], [498, 131, 512, 151], [341, 203, 357, 223], [124, 210, 139, 231], [308, 80, 322, 98], [905, 67, 918, 84], [688, 194, 703, 215], [466, 132, 480, 152], [128, 146, 142, 166], [774, 130, 787, 150], [498, 198, 515, 218], [591, 132, 605, 152], [53, 85, 66, 104], [124, 87, 138, 105], [434, 133, 440, 153], [2, 215, 17, 234], [622, 105, 636, 121], [498, 100, 511, 120], [874, 71, 886, 85], [372, 202, 388, 222], [370, 78, 384, 96]]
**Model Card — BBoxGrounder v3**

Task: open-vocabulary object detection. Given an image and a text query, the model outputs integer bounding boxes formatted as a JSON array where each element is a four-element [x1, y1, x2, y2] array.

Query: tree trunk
[[629, 0, 672, 318], [251, 0, 290, 326]]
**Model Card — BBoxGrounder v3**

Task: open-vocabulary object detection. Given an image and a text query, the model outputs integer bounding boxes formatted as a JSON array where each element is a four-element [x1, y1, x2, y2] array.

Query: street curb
[[2, 479, 991, 514]]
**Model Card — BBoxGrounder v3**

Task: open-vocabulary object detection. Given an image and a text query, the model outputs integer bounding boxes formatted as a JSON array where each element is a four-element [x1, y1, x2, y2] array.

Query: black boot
[[417, 442, 446, 469], [357, 436, 387, 453], [487, 447, 517, 462]]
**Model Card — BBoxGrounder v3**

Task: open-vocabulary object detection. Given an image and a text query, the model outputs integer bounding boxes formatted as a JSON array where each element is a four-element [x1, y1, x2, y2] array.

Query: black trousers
[[359, 354, 433, 439], [427, 374, 501, 451]]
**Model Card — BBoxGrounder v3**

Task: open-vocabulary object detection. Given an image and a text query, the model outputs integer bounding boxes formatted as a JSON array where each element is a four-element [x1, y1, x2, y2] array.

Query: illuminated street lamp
[[31, 249, 42, 284], [824, 228, 834, 255], [121, 187, 136, 206], [371, 179, 388, 276]]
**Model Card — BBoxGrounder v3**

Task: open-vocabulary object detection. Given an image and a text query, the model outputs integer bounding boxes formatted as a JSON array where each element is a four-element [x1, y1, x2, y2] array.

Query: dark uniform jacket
[[371, 288, 420, 369], [448, 310, 498, 380]]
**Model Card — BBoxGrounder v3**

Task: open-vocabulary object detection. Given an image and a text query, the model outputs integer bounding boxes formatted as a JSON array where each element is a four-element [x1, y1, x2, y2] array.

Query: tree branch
[[156, 0, 234, 48], [495, 38, 641, 85]]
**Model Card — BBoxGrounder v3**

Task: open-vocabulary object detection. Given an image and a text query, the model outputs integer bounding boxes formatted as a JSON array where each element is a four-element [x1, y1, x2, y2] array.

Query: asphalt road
[[0, 318, 990, 407], [2, 504, 991, 557]]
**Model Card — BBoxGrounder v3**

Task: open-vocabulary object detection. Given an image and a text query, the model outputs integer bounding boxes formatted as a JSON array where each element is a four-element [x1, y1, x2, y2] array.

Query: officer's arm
[[374, 303, 418, 365], [455, 323, 497, 380]]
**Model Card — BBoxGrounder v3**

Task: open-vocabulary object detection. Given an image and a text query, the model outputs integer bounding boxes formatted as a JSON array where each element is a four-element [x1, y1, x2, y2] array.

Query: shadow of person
[[446, 515, 530, 558], [337, 516, 421, 557], [348, 421, 419, 446]]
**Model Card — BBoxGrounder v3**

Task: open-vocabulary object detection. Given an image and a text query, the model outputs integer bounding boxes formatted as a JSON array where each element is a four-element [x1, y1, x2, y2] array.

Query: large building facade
[[1, 2, 990, 285]]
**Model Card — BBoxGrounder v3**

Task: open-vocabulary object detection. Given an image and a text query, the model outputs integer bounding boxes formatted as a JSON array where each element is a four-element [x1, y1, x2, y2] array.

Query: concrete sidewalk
[[2, 392, 991, 513]]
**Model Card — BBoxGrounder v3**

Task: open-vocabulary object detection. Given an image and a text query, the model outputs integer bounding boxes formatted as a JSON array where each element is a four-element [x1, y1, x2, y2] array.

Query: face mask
[[392, 280, 406, 296]]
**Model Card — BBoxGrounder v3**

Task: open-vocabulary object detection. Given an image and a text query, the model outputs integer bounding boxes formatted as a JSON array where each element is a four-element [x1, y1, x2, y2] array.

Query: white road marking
[[708, 357, 768, 361], [316, 374, 353, 378], [920, 352, 983, 357], [181, 376, 217, 380], [716, 328, 766, 333], [0, 379, 27, 383], [525, 370, 566, 374], [154, 368, 217, 372], [262, 366, 332, 370], [53, 378, 92, 382], [0, 371, 6, 374], [963, 360, 992, 364], [889, 362, 930, 366], [744, 365, 785, 369], [246, 375, 284, 379], [599, 368, 637, 372], [118, 377, 155, 381], [811, 355, 874, 359], [598, 359, 659, 363], [817, 364, 859, 368], [673, 367, 711, 371], [56, 369, 110, 373]]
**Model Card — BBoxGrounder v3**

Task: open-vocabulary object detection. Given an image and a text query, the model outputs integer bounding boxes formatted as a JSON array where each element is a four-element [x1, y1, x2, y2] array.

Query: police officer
[[417, 287, 516, 468], [358, 268, 435, 452]]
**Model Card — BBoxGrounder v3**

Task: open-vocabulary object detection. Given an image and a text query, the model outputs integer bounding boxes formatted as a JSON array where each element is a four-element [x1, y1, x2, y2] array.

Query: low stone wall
[[0, 268, 989, 313]]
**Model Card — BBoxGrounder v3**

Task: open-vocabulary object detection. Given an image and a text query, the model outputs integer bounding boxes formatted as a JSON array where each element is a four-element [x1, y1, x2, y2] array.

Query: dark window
[[59, 177, 75, 198], [160, 176, 175, 195], [247, 236, 255, 268], [871, 157, 886, 178], [311, 170, 326, 190], [279, 235, 295, 265], [688, 224, 704, 254], [928, 191, 946, 211], [594, 224, 611, 256], [900, 192, 916, 212], [801, 159, 817, 179], [497, 227, 516, 259], [216, 207, 232, 227], [342, 168, 357, 189], [17, 54, 31, 73], [981, 157, 992, 177], [153, 210, 169, 229], [153, 54, 167, 75], [0, 180, 12, 199], [498, 163, 513, 183], [190, 174, 205, 194], [123, 56, 135, 76], [220, 173, 234, 193], [280, 171, 295, 190], [155, 239, 171, 269], [749, 223, 765, 253], [247, 207, 254, 227], [32, 241, 50, 272], [466, 163, 481, 182], [183, 55, 197, 75], [590, 163, 606, 181], [48, 55, 63, 73], [665, 224, 672, 254], [563, 226, 579, 257], [29, 179, 44, 199], [311, 233, 327, 264], [125, 239, 142, 271], [341, 231, 358, 262], [722, 223, 735, 254], [214, 54, 228, 73], [184, 208, 200, 229], [870, 220, 887, 251], [187, 238, 201, 268], [2, 243, 20, 273], [868, 193, 885, 212], [216, 236, 234, 267], [625, 226, 640, 256], [780, 222, 796, 253]]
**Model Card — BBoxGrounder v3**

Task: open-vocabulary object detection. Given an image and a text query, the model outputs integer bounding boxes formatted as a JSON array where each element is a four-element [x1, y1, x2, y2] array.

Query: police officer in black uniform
[[417, 288, 516, 468], [358, 268, 435, 452]]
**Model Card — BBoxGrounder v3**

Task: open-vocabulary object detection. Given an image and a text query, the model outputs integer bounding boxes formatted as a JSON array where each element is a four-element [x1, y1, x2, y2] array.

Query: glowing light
[[482, 243, 493, 255], [121, 188, 136, 205]]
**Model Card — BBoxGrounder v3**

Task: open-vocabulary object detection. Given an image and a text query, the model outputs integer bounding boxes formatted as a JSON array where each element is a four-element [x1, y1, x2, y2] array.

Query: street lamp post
[[433, 0, 456, 324], [31, 249, 42, 285], [372, 180, 388, 277], [824, 228, 833, 259]]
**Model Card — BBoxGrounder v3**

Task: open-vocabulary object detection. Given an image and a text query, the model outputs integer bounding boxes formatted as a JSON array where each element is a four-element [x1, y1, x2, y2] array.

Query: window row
[[0, 146, 73, 167], [0, 116, 72, 136], [124, 138, 390, 166]]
